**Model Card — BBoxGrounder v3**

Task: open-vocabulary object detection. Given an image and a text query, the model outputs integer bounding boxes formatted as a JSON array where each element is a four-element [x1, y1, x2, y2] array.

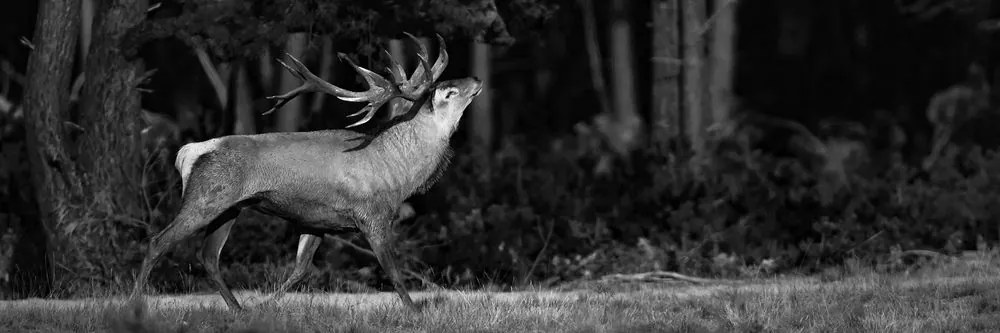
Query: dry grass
[[3, 252, 1000, 332]]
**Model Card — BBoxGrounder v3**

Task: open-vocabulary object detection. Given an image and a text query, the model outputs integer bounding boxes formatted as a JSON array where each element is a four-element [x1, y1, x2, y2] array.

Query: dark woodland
[[0, 0, 998, 300]]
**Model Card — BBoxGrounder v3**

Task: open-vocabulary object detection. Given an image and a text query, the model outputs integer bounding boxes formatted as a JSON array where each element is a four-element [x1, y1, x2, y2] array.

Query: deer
[[128, 33, 482, 311]]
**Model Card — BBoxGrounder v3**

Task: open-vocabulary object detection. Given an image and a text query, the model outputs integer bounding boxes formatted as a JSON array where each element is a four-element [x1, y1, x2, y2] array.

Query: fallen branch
[[895, 249, 954, 261], [602, 271, 719, 284]]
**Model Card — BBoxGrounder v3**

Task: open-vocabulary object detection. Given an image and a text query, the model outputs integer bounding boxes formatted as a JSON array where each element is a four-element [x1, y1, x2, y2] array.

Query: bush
[[383, 136, 1000, 288]]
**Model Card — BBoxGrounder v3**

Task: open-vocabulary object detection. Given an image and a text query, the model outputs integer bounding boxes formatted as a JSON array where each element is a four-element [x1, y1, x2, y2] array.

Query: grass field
[[3, 252, 1000, 332]]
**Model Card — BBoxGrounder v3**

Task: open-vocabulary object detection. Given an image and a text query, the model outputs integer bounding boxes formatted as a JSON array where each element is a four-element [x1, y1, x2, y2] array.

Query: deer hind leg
[[129, 199, 233, 306], [360, 219, 417, 311], [267, 233, 322, 303], [198, 209, 242, 310]]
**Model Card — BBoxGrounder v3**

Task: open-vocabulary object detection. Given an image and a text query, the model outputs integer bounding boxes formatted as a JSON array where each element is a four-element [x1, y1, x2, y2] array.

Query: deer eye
[[445, 89, 458, 99]]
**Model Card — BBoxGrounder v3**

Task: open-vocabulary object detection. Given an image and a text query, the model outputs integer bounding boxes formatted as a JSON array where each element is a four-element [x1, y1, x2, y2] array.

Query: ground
[[2, 252, 1000, 332]]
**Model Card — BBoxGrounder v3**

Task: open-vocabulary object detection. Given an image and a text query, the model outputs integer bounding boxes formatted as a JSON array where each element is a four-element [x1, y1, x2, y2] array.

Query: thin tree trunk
[[232, 62, 255, 135], [387, 38, 407, 119], [276, 33, 307, 132], [19, 0, 81, 297], [80, 0, 94, 66], [708, 0, 736, 126], [469, 41, 493, 149], [651, 0, 681, 143], [609, 0, 638, 122], [608, 0, 642, 155], [259, 47, 275, 94], [76, 0, 148, 288], [579, 0, 612, 117], [310, 37, 335, 115], [682, 0, 707, 153]]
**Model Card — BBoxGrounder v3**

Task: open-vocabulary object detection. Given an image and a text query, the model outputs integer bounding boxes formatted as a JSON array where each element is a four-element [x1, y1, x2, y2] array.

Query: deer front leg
[[267, 233, 322, 303], [361, 220, 416, 311]]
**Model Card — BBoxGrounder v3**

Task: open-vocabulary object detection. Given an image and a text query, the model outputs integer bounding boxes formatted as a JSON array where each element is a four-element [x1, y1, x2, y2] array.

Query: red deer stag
[[129, 33, 481, 311]]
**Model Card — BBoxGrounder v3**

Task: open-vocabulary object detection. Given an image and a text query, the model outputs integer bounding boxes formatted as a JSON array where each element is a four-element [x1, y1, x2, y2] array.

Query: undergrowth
[[6, 128, 1000, 297], [136, 134, 1000, 296]]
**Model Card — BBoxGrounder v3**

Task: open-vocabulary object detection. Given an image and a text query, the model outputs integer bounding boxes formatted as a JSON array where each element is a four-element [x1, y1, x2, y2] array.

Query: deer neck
[[362, 115, 451, 192]]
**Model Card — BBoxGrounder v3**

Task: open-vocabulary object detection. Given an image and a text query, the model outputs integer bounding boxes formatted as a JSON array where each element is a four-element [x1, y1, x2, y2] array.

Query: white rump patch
[[175, 138, 222, 193]]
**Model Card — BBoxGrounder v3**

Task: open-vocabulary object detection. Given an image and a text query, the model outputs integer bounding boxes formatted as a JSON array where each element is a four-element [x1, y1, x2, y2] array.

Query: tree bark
[[75, 0, 148, 288], [469, 41, 494, 149], [276, 33, 307, 132], [19, 0, 81, 297], [651, 0, 681, 143]]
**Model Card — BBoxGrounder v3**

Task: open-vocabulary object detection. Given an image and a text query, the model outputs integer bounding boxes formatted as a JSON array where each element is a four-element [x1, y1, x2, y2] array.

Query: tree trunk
[[276, 33, 308, 132], [469, 41, 494, 150], [607, 0, 642, 155], [80, 0, 94, 66], [75, 0, 148, 289], [708, 0, 736, 127], [579, 0, 611, 116], [387, 38, 407, 119], [310, 36, 335, 116], [609, 0, 639, 122], [682, 0, 707, 153], [232, 62, 255, 135], [651, 0, 682, 143], [18, 0, 80, 297]]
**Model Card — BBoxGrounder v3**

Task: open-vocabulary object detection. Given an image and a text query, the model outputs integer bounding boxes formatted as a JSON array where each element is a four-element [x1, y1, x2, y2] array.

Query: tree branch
[[193, 47, 228, 110]]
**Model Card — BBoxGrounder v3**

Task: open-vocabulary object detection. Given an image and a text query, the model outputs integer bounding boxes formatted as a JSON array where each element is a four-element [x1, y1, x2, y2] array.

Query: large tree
[[19, 0, 80, 297], [72, 0, 150, 289], [17, 0, 151, 296]]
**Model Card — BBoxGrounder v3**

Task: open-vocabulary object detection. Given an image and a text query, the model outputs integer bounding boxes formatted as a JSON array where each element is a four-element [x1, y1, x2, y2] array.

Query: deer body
[[177, 101, 459, 225], [130, 35, 479, 311]]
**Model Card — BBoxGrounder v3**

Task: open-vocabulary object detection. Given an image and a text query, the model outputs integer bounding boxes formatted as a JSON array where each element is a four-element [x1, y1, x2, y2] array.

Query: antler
[[265, 33, 450, 128], [399, 33, 449, 96]]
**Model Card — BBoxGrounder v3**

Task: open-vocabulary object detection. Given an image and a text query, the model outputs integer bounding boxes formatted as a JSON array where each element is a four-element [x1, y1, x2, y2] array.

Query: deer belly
[[251, 193, 359, 232]]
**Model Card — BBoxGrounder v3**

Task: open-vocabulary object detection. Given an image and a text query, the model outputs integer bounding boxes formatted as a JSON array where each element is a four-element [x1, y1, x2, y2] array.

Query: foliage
[[123, 0, 559, 60]]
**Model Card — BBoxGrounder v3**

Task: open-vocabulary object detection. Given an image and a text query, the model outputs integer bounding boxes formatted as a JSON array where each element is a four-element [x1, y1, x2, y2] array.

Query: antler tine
[[262, 55, 311, 115], [334, 52, 403, 127], [403, 32, 434, 87], [265, 32, 447, 127], [265, 52, 388, 119], [383, 49, 408, 85], [430, 34, 449, 82], [336, 52, 395, 101]]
